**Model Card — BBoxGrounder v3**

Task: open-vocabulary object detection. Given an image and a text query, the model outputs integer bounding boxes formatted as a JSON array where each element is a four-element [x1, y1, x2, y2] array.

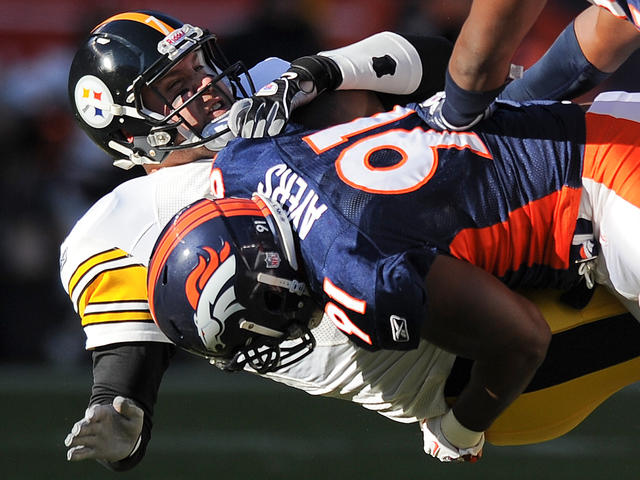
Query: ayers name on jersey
[[214, 100, 588, 351]]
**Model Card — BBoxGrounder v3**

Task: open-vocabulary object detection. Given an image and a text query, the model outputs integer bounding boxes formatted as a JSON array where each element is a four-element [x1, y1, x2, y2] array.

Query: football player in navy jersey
[[62, 9, 640, 470], [61, 10, 467, 469], [150, 88, 640, 463]]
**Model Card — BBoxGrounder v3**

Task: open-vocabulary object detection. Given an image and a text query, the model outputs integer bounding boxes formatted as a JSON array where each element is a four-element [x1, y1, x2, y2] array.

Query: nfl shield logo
[[264, 252, 281, 269]]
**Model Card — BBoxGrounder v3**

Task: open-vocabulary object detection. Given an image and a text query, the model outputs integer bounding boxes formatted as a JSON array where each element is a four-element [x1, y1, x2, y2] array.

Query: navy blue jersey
[[213, 100, 587, 350]]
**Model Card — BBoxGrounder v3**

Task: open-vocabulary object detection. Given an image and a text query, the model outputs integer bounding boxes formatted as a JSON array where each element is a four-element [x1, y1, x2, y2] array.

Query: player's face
[[142, 50, 233, 137]]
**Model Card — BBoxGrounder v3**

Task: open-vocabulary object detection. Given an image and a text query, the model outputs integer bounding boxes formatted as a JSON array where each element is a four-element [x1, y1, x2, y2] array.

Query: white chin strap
[[239, 320, 284, 338], [256, 273, 308, 296]]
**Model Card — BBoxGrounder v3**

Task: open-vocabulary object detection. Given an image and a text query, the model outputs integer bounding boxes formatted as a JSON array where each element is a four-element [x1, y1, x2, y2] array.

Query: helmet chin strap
[[256, 273, 308, 295], [239, 320, 284, 338], [110, 113, 233, 170], [109, 139, 163, 170]]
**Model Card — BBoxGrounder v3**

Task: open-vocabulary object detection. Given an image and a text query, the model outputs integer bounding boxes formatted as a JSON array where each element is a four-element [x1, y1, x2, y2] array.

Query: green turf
[[2, 359, 639, 480]]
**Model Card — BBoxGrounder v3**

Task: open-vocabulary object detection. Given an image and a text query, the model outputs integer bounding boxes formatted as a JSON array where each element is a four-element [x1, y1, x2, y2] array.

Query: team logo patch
[[73, 75, 115, 128], [390, 315, 410, 342], [185, 243, 245, 352]]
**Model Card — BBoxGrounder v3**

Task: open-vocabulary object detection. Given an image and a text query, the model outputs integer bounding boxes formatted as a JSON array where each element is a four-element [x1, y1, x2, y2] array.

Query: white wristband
[[319, 31, 422, 94], [440, 410, 483, 449]]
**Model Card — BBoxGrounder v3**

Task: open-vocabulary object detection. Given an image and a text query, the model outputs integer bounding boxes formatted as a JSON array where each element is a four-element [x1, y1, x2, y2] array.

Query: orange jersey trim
[[449, 187, 582, 276], [584, 112, 640, 207]]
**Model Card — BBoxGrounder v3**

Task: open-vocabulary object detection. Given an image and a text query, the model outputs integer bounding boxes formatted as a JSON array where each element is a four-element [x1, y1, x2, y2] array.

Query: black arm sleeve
[[89, 342, 176, 472], [375, 34, 453, 110]]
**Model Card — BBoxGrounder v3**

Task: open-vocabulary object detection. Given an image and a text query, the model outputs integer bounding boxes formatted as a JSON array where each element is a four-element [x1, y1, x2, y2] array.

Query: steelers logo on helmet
[[73, 75, 115, 129]]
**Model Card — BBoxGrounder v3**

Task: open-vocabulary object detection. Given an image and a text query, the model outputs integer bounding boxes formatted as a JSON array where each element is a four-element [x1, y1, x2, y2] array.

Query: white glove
[[419, 91, 488, 132], [228, 71, 316, 138], [420, 413, 484, 463], [64, 396, 143, 463]]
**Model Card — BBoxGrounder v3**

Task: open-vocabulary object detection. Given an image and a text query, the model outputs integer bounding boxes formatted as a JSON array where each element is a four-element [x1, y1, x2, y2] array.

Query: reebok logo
[[390, 315, 409, 342]]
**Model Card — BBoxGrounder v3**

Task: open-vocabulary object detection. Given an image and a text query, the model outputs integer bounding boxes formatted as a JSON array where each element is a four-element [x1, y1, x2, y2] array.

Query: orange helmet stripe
[[148, 200, 220, 313], [92, 12, 176, 36], [147, 198, 265, 322]]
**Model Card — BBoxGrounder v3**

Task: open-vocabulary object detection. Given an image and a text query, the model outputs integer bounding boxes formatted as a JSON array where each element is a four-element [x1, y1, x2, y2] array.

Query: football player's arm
[[438, 0, 547, 128], [229, 32, 453, 137], [65, 342, 175, 471], [501, 5, 640, 102], [421, 255, 550, 457]]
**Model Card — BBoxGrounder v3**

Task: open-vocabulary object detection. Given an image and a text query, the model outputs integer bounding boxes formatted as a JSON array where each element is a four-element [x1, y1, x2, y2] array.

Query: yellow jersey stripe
[[68, 248, 129, 298], [82, 311, 154, 326], [77, 264, 148, 320]]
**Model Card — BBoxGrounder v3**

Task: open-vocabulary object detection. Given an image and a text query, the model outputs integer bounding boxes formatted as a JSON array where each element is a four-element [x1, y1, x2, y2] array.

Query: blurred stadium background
[[0, 0, 639, 478]]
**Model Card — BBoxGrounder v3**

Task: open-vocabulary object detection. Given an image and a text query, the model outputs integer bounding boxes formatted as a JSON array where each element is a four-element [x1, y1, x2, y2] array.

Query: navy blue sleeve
[[373, 248, 438, 350], [499, 21, 609, 101]]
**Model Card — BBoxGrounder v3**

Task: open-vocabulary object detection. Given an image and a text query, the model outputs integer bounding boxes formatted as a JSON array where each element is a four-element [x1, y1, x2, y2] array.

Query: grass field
[[2, 356, 639, 480]]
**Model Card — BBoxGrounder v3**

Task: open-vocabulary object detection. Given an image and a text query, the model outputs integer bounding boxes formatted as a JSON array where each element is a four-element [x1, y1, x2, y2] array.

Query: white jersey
[[60, 160, 215, 347], [268, 322, 455, 423]]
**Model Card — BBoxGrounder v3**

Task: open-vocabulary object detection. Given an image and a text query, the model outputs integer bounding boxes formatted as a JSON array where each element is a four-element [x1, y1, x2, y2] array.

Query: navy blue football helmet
[[148, 194, 316, 373], [68, 10, 255, 169]]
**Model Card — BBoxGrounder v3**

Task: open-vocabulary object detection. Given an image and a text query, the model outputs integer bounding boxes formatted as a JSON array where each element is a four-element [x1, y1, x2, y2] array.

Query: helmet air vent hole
[[263, 290, 283, 313]]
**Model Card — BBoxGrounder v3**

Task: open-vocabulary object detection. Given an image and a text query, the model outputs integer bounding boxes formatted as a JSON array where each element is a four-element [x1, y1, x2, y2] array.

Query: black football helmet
[[148, 194, 317, 373], [68, 11, 255, 169]]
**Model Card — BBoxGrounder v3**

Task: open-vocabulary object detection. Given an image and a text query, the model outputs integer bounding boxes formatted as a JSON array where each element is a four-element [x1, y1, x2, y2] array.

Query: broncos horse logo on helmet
[[68, 10, 255, 169], [147, 194, 317, 374]]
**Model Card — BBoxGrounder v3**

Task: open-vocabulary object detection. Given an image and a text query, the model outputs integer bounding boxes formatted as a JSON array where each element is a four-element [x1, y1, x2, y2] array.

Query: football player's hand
[[420, 415, 484, 463], [229, 71, 315, 138], [65, 396, 143, 463], [419, 91, 488, 132]]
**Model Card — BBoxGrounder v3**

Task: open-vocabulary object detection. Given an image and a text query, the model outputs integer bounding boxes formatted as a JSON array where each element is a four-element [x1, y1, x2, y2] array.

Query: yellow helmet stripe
[[92, 12, 176, 36]]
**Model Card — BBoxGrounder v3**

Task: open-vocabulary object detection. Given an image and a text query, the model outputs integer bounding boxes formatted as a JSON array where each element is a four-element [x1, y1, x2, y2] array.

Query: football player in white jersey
[[61, 10, 469, 469]]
